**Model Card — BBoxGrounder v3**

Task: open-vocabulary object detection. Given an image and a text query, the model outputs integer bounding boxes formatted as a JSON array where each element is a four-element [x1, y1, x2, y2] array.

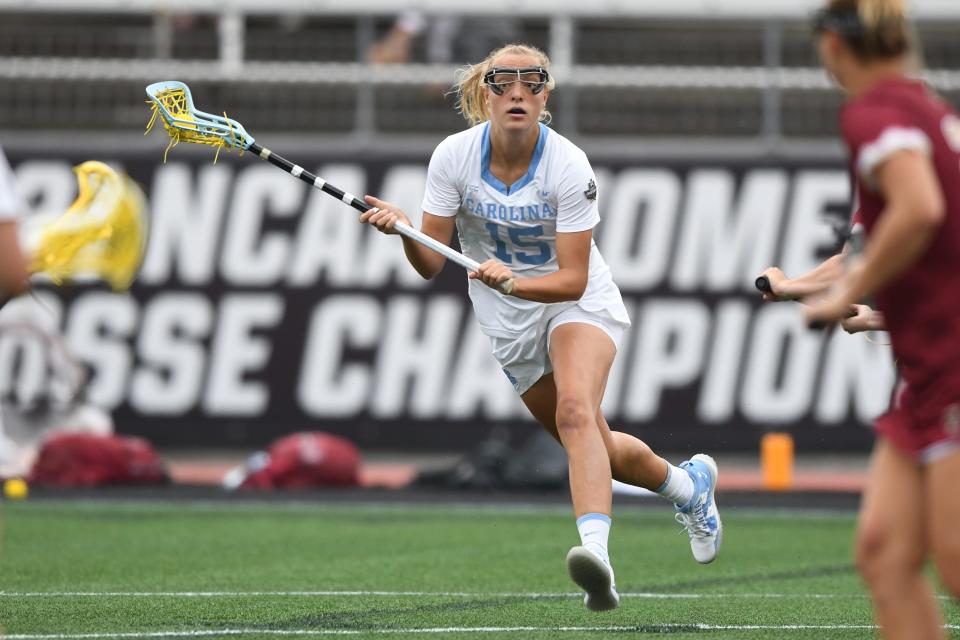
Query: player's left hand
[[360, 195, 411, 235], [470, 259, 516, 295], [840, 304, 884, 334]]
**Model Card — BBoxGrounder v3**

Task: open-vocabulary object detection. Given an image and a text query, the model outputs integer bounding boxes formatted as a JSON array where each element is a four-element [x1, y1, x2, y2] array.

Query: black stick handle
[[248, 142, 372, 214], [245, 142, 500, 283]]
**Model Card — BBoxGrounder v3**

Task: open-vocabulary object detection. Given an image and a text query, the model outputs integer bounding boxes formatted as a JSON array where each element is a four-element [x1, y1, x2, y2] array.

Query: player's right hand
[[470, 259, 516, 294], [756, 267, 793, 301], [361, 195, 412, 235]]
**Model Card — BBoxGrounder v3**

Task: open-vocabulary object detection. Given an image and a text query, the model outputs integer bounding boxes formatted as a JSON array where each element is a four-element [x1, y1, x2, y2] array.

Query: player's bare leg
[[596, 414, 670, 488], [527, 381, 673, 491], [525, 364, 720, 564], [597, 412, 721, 563], [855, 440, 944, 640], [523, 322, 618, 611], [542, 323, 615, 518], [927, 448, 960, 602]]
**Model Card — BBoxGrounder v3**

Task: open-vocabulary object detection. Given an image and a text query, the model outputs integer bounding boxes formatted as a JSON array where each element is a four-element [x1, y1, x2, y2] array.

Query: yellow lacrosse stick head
[[144, 81, 253, 163], [146, 86, 220, 154], [28, 161, 149, 291]]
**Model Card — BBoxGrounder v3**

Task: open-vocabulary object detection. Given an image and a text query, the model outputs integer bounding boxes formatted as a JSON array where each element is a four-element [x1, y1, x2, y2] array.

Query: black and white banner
[[0, 149, 893, 452]]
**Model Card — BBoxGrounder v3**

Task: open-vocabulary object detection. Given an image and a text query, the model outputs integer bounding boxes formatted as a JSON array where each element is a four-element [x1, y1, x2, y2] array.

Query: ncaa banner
[[0, 149, 893, 452]]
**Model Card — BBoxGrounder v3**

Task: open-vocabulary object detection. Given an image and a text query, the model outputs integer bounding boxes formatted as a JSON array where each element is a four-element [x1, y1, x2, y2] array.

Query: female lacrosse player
[[804, 1, 960, 637], [360, 43, 721, 611], [0, 143, 30, 298]]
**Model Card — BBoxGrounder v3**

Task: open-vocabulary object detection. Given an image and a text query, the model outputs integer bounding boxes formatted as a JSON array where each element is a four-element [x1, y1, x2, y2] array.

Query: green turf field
[[0, 499, 957, 639]]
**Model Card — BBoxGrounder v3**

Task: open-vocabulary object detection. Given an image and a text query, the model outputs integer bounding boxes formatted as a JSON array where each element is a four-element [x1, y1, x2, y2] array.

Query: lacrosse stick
[[25, 161, 149, 292], [144, 80, 512, 294]]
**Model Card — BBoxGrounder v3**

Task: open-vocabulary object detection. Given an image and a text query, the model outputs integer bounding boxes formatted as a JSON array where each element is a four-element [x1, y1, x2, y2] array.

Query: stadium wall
[[0, 146, 890, 453]]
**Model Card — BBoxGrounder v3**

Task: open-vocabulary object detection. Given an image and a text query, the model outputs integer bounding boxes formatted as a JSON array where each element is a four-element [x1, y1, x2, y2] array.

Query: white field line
[[0, 589, 952, 601], [4, 624, 952, 640], [11, 499, 858, 520], [5, 624, 960, 638]]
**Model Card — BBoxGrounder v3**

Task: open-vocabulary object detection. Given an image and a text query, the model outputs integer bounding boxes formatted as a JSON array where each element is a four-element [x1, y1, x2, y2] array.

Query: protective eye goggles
[[483, 67, 550, 95]]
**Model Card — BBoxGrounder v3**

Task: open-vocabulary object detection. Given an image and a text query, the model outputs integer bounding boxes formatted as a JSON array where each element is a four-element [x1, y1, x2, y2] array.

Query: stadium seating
[[2, 2, 959, 143]]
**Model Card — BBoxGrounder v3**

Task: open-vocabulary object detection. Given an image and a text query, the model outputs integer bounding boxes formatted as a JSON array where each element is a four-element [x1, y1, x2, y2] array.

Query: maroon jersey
[[840, 77, 960, 436]]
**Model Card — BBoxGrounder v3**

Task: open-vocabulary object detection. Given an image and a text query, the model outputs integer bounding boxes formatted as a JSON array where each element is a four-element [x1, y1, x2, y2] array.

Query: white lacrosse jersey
[[422, 122, 628, 337], [0, 146, 20, 222]]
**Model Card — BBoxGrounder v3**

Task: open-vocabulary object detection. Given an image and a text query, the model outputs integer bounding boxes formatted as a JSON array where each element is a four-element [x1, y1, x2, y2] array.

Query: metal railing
[[1, 0, 959, 152]]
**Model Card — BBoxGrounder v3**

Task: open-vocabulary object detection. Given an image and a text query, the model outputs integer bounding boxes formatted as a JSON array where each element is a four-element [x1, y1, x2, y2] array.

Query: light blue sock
[[656, 463, 695, 506], [576, 513, 611, 560]]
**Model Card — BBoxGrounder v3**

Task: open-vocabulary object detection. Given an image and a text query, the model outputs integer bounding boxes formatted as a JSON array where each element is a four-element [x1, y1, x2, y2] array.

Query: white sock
[[655, 463, 695, 506], [576, 513, 611, 560]]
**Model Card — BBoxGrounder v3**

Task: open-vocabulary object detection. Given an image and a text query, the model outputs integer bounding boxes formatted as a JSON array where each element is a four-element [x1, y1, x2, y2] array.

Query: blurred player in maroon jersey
[[805, 0, 960, 637]]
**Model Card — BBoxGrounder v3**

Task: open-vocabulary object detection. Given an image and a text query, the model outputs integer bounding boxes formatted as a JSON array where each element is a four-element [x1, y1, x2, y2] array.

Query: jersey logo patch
[[584, 179, 597, 201]]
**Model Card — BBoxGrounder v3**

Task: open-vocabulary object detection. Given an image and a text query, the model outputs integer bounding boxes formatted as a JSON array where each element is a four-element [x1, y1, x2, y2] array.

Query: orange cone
[[761, 432, 794, 491]]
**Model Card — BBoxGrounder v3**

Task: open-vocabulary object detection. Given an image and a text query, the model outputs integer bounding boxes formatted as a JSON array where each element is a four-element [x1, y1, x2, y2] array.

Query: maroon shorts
[[874, 379, 960, 463]]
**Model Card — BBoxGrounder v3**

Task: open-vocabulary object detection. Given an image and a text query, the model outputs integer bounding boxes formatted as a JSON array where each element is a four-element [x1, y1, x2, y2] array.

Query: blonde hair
[[453, 43, 556, 127], [827, 0, 912, 60]]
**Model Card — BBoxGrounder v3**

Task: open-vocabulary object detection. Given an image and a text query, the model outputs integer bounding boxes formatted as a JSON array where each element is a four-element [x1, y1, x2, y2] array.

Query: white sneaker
[[565, 545, 619, 612], [675, 453, 723, 564]]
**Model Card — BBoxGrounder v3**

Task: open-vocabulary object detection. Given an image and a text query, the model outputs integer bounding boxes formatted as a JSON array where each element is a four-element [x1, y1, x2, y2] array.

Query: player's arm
[[400, 212, 456, 279], [0, 145, 29, 297], [474, 148, 596, 301], [806, 149, 944, 323], [844, 150, 944, 297], [473, 229, 591, 303], [0, 220, 30, 296], [758, 254, 845, 301], [360, 196, 456, 280]]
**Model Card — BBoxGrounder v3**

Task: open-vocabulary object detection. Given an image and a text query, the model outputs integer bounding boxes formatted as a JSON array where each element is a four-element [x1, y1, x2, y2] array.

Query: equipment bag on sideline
[[232, 432, 361, 490], [29, 433, 168, 487]]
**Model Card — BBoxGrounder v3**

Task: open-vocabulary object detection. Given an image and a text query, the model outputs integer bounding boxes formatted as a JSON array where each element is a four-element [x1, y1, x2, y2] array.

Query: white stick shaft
[[393, 221, 479, 271], [393, 221, 512, 294], [252, 143, 510, 292]]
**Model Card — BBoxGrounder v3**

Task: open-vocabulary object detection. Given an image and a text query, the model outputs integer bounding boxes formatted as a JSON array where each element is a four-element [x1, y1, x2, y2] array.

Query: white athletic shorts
[[486, 304, 630, 395]]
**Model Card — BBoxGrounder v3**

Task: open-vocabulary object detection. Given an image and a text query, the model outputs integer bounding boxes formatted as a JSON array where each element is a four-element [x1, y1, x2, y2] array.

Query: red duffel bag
[[29, 433, 168, 487], [237, 432, 360, 490]]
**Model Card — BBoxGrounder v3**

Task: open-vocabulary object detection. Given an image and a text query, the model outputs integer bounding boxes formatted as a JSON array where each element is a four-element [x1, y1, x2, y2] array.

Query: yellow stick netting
[[29, 161, 148, 291], [144, 88, 241, 164]]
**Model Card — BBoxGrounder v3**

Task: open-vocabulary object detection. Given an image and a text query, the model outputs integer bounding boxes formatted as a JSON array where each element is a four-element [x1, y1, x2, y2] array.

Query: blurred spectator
[[368, 11, 521, 65]]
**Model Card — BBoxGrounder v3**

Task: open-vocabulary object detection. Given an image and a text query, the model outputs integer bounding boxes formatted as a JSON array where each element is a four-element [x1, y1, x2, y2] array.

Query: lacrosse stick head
[[145, 80, 254, 156], [26, 161, 149, 291]]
